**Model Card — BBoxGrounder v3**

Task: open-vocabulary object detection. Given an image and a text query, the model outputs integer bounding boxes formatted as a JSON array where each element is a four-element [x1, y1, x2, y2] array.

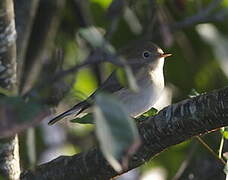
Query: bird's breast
[[114, 70, 164, 117]]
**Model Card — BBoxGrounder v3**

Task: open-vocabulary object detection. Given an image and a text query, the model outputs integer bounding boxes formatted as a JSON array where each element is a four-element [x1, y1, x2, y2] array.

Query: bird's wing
[[48, 101, 89, 125], [89, 70, 123, 97], [48, 71, 123, 125]]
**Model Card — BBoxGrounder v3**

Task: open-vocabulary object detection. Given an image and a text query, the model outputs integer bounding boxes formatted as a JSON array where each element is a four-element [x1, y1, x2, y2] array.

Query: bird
[[48, 42, 171, 125]]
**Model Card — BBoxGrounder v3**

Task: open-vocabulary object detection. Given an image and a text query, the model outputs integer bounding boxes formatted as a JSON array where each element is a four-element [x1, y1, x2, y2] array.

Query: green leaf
[[188, 88, 200, 98], [142, 107, 158, 117], [136, 107, 158, 122], [0, 87, 12, 96], [116, 65, 139, 92], [70, 113, 94, 124], [116, 67, 127, 87], [0, 175, 4, 180], [0, 97, 44, 122], [124, 65, 139, 92], [91, 0, 112, 9], [94, 93, 141, 172], [0, 96, 48, 138], [221, 127, 228, 139]]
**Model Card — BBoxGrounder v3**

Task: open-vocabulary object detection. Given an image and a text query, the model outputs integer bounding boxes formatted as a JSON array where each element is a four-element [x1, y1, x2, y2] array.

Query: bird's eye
[[142, 51, 151, 58]]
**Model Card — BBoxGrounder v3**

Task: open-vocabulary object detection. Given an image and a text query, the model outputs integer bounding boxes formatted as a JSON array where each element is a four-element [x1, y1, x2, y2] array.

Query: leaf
[[221, 127, 228, 139], [116, 67, 127, 87], [94, 93, 141, 172], [78, 26, 115, 54], [116, 65, 139, 92], [188, 88, 200, 98], [0, 96, 49, 138], [70, 113, 94, 124], [91, 0, 112, 9], [123, 7, 142, 35], [124, 65, 139, 92], [136, 108, 158, 122], [0, 87, 12, 96], [142, 107, 158, 117], [79, 27, 139, 92]]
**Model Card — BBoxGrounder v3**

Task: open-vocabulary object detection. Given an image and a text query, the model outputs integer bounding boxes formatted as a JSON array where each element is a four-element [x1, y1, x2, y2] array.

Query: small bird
[[48, 42, 171, 125]]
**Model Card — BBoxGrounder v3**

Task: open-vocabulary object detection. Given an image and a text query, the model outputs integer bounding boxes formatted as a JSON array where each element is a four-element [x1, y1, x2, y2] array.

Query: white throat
[[149, 58, 165, 88]]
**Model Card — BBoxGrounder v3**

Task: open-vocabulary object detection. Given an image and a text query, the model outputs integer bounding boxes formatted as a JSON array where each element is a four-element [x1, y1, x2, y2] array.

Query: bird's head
[[126, 42, 172, 71]]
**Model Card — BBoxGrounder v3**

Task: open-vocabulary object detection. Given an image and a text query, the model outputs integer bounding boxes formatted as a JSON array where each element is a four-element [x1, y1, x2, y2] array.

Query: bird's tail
[[48, 101, 89, 125]]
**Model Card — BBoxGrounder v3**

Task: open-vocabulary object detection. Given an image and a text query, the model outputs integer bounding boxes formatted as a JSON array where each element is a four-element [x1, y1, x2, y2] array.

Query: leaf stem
[[195, 136, 226, 165], [219, 127, 225, 159]]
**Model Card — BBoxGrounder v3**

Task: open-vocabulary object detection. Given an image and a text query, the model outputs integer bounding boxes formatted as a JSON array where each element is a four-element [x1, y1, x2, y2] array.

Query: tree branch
[[173, 0, 224, 29], [21, 86, 228, 180], [0, 0, 20, 179], [0, 135, 20, 180], [0, 0, 17, 92]]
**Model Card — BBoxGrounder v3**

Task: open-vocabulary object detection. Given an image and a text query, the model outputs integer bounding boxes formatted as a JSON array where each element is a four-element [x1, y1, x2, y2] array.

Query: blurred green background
[[18, 0, 228, 179]]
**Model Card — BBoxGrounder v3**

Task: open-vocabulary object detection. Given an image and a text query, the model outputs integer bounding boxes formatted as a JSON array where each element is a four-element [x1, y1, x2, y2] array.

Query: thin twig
[[23, 54, 102, 97], [195, 136, 226, 165], [172, 142, 197, 180], [173, 0, 223, 29], [23, 50, 127, 98], [219, 127, 225, 159]]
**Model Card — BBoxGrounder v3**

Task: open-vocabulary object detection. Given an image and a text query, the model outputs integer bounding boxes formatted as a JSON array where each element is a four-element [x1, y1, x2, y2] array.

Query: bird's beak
[[160, 53, 172, 58]]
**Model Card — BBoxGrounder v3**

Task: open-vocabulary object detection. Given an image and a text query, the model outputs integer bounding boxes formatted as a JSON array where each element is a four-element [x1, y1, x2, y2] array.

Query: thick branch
[[0, 0, 17, 92], [0, 135, 20, 180], [21, 86, 228, 180], [0, 1, 20, 180]]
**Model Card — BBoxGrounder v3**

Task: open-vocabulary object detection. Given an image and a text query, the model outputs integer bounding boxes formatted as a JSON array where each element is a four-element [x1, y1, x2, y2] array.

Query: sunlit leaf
[[70, 113, 94, 124], [221, 127, 228, 139], [116, 67, 127, 87], [123, 7, 142, 35], [91, 0, 113, 9], [94, 93, 141, 172], [73, 68, 98, 99], [116, 64, 139, 92], [124, 65, 139, 92], [188, 88, 200, 98], [136, 108, 158, 122], [142, 107, 158, 117], [78, 26, 115, 54]]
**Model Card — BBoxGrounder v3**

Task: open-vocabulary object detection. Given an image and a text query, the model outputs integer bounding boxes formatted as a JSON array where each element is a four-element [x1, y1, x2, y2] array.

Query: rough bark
[[20, 86, 228, 180], [0, 0, 17, 92], [0, 0, 20, 180], [0, 135, 20, 180]]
